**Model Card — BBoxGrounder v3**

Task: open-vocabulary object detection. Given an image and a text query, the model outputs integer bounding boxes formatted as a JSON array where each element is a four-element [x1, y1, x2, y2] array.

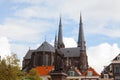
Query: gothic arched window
[[37, 55, 42, 66], [45, 54, 49, 66]]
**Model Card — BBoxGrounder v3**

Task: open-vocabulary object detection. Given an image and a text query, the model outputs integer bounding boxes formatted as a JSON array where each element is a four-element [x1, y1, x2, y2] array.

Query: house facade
[[100, 54, 120, 80]]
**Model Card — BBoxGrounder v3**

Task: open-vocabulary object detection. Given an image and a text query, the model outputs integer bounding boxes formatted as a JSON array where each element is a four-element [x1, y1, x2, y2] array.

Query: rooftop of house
[[36, 66, 54, 76], [82, 67, 100, 76], [112, 53, 120, 61]]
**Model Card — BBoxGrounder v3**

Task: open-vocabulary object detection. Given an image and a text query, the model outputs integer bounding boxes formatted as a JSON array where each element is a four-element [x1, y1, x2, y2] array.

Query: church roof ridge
[[36, 41, 55, 52]]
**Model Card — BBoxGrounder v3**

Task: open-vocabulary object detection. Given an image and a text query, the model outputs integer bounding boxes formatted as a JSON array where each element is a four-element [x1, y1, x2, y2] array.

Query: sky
[[0, 0, 120, 73]]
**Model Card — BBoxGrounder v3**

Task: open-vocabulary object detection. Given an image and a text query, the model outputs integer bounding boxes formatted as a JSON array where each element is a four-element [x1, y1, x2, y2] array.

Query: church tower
[[78, 14, 88, 73], [57, 16, 65, 49]]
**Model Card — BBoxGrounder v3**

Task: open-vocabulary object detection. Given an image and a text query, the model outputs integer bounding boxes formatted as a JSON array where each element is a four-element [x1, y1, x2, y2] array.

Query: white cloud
[[0, 37, 11, 58], [14, 5, 61, 20], [12, 0, 120, 20], [85, 21, 120, 38], [12, 0, 120, 38], [12, 0, 44, 4], [11, 43, 28, 59], [88, 43, 120, 73], [0, 18, 54, 42], [101, 28, 120, 38], [50, 37, 77, 48], [63, 37, 77, 48]]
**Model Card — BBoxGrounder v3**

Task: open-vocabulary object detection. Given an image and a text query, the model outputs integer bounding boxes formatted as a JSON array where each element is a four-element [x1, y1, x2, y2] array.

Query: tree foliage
[[0, 54, 42, 80], [0, 54, 23, 80], [26, 68, 42, 80]]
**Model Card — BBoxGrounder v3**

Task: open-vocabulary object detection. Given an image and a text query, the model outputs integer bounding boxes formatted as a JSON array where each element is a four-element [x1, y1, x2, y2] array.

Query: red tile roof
[[36, 66, 54, 76], [82, 67, 99, 76]]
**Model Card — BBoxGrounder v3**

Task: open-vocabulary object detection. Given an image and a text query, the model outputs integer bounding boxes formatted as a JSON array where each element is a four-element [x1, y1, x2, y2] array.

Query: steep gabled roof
[[82, 67, 99, 76], [37, 41, 55, 52], [112, 53, 120, 61], [60, 47, 80, 57], [24, 49, 35, 59]]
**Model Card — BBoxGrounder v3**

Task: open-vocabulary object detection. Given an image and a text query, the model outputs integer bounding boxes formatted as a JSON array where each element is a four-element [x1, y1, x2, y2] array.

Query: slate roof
[[24, 50, 35, 59], [36, 41, 55, 52], [24, 42, 81, 59], [60, 47, 81, 57]]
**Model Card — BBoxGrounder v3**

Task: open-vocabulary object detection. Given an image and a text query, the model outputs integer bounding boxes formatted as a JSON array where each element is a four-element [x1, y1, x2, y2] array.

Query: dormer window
[[87, 71, 92, 76], [104, 74, 109, 79], [69, 71, 75, 76], [117, 56, 120, 60]]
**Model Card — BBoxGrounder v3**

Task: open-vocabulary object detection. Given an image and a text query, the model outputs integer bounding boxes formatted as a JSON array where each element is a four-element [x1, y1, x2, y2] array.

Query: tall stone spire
[[77, 13, 86, 50], [57, 16, 65, 49], [78, 14, 88, 73], [54, 34, 57, 49]]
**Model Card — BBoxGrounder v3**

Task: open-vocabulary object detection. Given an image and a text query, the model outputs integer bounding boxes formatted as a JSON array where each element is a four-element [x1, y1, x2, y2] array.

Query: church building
[[22, 14, 89, 76]]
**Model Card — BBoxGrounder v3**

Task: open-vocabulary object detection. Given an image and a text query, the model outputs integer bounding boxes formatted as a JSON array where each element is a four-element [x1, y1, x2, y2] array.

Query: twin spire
[[77, 14, 86, 50], [57, 16, 65, 49], [55, 14, 86, 50]]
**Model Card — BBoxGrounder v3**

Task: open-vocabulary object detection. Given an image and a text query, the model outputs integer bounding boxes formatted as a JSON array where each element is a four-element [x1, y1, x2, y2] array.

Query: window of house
[[87, 71, 93, 76], [115, 76, 120, 80], [104, 74, 109, 79], [69, 71, 75, 76], [114, 64, 120, 74], [110, 65, 112, 71]]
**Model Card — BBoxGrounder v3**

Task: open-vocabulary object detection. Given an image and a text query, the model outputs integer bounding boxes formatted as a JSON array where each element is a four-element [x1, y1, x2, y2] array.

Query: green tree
[[26, 68, 42, 80], [0, 53, 24, 80]]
